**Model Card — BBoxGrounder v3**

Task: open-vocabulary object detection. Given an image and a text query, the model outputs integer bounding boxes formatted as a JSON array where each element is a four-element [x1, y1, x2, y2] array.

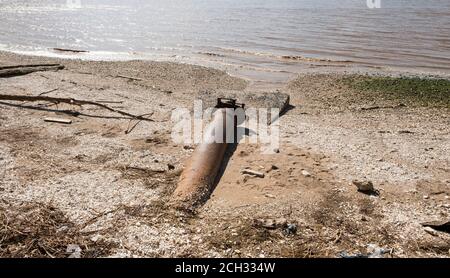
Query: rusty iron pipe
[[170, 99, 244, 211]]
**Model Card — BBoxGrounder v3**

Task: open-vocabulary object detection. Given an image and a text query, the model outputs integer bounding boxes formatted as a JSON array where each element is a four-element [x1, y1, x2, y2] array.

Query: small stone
[[301, 170, 311, 177], [57, 225, 69, 233], [284, 223, 297, 235], [266, 165, 279, 173], [423, 195, 429, 200], [254, 218, 287, 229], [91, 235, 101, 242], [66, 244, 82, 258], [264, 193, 276, 199], [353, 180, 374, 192]]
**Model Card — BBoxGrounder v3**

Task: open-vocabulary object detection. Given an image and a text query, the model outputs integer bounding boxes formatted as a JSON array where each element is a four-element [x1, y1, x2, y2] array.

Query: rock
[[339, 244, 389, 258], [423, 195, 429, 200], [90, 235, 101, 242], [66, 244, 82, 258], [284, 223, 297, 235], [367, 244, 389, 258], [301, 170, 311, 177], [56, 225, 69, 233], [242, 169, 265, 178], [254, 218, 287, 229], [264, 193, 276, 199], [353, 180, 375, 192], [266, 165, 279, 173]]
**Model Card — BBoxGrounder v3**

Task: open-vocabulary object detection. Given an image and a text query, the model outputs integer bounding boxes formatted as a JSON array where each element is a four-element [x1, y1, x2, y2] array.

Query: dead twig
[[53, 48, 88, 53], [0, 64, 62, 70], [38, 88, 59, 96], [115, 75, 144, 81], [0, 64, 64, 78], [80, 206, 125, 230], [124, 112, 154, 134], [0, 94, 154, 122]]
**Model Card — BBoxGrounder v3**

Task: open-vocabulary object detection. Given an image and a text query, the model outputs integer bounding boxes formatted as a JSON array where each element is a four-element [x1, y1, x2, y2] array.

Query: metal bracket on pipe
[[216, 98, 245, 110]]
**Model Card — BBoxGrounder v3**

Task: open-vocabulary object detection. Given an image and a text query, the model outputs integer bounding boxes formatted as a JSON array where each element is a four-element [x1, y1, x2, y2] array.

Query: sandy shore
[[0, 51, 449, 258]]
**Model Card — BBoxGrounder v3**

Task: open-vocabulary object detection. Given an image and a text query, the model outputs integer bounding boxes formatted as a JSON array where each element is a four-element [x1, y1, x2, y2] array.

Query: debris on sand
[[253, 218, 287, 230], [284, 223, 297, 235], [66, 244, 82, 258], [0, 94, 154, 122], [0, 201, 116, 258], [339, 244, 390, 258], [264, 193, 276, 199], [242, 169, 265, 178], [266, 165, 279, 173], [44, 117, 73, 124], [423, 227, 439, 236], [301, 170, 311, 177], [421, 220, 450, 234], [0, 64, 64, 78], [353, 180, 378, 195], [53, 48, 88, 53]]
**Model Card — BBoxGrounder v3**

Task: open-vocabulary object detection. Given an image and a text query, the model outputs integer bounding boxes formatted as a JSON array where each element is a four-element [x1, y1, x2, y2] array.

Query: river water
[[0, 0, 449, 82]]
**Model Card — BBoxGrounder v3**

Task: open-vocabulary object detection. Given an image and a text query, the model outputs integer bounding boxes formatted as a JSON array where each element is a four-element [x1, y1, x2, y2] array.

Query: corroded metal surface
[[170, 108, 237, 211]]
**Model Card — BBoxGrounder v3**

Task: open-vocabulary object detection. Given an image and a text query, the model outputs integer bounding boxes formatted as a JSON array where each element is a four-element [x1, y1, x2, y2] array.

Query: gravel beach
[[0, 51, 449, 258]]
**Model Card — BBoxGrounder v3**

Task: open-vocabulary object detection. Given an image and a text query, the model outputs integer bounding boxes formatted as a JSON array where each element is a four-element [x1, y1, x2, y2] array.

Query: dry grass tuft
[[0, 200, 116, 258]]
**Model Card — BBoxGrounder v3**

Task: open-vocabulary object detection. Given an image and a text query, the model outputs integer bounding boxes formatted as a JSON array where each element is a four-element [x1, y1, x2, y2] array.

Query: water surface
[[1, 0, 449, 81]]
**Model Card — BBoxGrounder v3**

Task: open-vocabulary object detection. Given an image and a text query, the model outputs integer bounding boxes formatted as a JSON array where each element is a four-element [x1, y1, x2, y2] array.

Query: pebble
[[301, 170, 311, 177], [264, 193, 276, 199], [353, 180, 374, 192], [66, 244, 82, 258]]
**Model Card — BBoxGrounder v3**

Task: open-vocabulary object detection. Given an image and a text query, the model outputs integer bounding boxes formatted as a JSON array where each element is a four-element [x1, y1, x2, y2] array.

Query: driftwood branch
[[0, 64, 64, 78], [0, 94, 153, 122], [53, 48, 88, 53], [115, 75, 144, 81]]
